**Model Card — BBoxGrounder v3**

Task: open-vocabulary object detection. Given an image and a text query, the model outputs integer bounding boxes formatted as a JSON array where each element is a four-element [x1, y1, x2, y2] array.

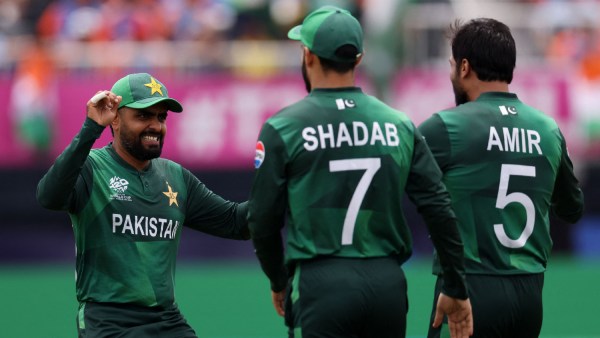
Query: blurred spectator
[[579, 27, 600, 82], [9, 34, 57, 162], [165, 0, 237, 42], [37, 0, 102, 41]]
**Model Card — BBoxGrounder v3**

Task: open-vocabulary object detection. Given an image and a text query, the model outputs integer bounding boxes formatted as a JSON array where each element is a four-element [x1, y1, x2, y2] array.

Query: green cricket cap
[[111, 73, 183, 112], [287, 6, 363, 62]]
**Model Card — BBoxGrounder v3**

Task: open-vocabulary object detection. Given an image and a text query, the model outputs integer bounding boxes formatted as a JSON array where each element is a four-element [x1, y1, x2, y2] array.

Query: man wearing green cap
[[36, 73, 249, 337], [248, 6, 473, 338]]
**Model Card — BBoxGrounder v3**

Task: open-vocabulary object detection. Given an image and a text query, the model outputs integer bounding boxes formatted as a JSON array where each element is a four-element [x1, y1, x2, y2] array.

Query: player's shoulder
[[520, 103, 559, 126], [274, 96, 312, 116], [350, 93, 416, 131], [263, 97, 310, 127], [89, 146, 112, 162], [152, 158, 185, 175]]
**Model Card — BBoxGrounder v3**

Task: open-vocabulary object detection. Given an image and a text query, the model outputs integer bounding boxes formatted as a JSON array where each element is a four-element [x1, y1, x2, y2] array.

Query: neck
[[310, 66, 355, 89], [469, 80, 509, 101], [112, 139, 150, 171]]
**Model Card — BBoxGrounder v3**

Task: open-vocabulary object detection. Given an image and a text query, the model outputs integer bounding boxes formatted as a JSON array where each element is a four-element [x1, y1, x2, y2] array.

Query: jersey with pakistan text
[[36, 118, 248, 307], [248, 87, 466, 297], [419, 92, 584, 275]]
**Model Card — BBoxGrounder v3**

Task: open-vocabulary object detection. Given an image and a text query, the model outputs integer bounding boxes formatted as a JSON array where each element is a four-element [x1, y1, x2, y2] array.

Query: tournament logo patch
[[108, 176, 132, 201], [255, 141, 265, 169], [109, 176, 128, 192]]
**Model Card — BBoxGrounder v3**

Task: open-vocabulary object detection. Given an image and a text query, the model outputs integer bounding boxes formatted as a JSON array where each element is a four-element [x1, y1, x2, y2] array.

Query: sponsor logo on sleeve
[[255, 141, 265, 169]]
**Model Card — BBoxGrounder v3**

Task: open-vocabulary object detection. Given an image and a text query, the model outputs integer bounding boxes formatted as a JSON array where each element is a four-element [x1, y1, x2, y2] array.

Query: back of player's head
[[288, 6, 363, 72], [449, 18, 516, 84]]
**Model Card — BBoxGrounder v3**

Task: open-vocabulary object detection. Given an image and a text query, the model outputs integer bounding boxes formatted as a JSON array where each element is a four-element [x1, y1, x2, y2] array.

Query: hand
[[86, 90, 122, 127], [271, 289, 286, 317], [433, 292, 473, 338]]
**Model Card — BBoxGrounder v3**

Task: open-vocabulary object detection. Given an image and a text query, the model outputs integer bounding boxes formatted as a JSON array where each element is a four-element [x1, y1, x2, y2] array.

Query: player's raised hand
[[433, 292, 473, 338], [86, 90, 122, 127]]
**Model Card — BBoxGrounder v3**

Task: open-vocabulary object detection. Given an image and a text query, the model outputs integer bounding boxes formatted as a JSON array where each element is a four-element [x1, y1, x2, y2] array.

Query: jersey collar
[[476, 92, 519, 101]]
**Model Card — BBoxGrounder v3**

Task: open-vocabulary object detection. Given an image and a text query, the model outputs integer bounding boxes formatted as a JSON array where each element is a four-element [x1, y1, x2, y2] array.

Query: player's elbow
[[553, 205, 584, 224], [36, 187, 65, 211]]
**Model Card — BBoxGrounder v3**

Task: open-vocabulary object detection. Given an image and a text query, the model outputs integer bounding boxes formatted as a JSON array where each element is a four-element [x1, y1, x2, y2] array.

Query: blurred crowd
[[0, 1, 598, 72], [1, 0, 599, 71], [0, 0, 365, 67], [1, 0, 600, 159]]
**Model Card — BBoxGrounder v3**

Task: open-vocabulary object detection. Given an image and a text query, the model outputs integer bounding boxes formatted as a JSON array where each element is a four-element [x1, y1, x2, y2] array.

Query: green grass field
[[0, 257, 598, 338]]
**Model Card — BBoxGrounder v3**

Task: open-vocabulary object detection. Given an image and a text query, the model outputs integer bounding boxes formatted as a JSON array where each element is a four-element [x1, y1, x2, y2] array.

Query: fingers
[[88, 91, 122, 110], [435, 293, 473, 338], [90, 91, 108, 104], [86, 90, 122, 127], [271, 290, 285, 317], [446, 300, 473, 338], [448, 313, 473, 338], [432, 306, 444, 328]]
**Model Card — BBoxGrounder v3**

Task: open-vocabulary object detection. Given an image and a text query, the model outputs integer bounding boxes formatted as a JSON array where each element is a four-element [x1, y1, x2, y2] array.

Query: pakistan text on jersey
[[302, 122, 400, 151], [112, 213, 180, 239], [487, 127, 542, 155]]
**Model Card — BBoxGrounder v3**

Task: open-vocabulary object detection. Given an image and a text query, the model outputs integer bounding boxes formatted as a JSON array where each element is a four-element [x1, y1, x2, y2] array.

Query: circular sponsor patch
[[254, 141, 265, 168]]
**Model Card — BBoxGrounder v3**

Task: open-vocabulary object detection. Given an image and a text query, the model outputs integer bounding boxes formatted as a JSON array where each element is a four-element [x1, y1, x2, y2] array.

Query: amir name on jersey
[[302, 121, 400, 151], [112, 213, 180, 240], [487, 126, 542, 155]]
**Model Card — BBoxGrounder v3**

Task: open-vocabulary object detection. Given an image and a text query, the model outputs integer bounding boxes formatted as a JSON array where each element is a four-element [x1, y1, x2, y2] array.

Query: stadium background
[[0, 0, 598, 337]]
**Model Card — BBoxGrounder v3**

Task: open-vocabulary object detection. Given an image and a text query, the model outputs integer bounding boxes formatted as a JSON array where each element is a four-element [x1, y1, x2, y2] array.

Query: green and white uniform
[[37, 118, 249, 337], [248, 87, 467, 338], [419, 92, 584, 337]]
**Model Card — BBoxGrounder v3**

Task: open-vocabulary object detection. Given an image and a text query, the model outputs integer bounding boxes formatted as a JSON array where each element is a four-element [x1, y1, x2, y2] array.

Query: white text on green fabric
[[487, 127, 542, 155], [302, 122, 399, 151], [112, 213, 180, 239]]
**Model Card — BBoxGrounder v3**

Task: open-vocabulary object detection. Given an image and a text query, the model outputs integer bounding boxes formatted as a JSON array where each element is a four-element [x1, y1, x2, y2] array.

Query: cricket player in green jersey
[[248, 6, 473, 338], [419, 18, 584, 338], [36, 73, 249, 338]]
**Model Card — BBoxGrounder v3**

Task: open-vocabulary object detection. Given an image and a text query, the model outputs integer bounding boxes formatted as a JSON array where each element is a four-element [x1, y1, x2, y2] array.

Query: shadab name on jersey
[[302, 121, 400, 151], [487, 126, 543, 155]]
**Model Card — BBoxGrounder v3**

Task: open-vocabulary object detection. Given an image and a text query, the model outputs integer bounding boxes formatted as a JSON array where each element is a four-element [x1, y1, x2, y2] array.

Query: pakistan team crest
[[163, 182, 179, 207]]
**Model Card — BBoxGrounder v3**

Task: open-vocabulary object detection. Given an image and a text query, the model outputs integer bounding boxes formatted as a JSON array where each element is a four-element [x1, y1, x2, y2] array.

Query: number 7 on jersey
[[329, 158, 381, 245]]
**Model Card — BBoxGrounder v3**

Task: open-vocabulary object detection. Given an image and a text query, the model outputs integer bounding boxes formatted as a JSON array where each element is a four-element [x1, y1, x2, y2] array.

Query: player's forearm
[[407, 132, 468, 299], [551, 147, 584, 223], [252, 233, 288, 292], [36, 118, 103, 210], [426, 216, 468, 300]]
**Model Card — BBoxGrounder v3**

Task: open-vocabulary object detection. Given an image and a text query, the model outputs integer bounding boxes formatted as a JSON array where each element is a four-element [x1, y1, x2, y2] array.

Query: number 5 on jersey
[[494, 164, 536, 248], [329, 158, 381, 245]]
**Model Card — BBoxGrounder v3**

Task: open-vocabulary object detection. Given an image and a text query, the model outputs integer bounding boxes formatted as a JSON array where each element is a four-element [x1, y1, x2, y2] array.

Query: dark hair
[[318, 44, 360, 73], [449, 18, 516, 83]]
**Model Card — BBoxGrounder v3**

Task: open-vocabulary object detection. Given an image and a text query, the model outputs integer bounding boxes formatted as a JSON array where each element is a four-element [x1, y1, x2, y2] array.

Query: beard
[[302, 57, 311, 93], [119, 125, 163, 161], [451, 76, 469, 106]]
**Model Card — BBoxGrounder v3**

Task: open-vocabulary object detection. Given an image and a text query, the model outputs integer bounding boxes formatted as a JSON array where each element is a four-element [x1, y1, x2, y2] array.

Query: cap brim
[[125, 97, 183, 113], [287, 25, 302, 40]]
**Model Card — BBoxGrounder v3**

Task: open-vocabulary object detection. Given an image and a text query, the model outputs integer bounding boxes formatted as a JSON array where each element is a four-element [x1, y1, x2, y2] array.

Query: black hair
[[318, 44, 360, 73], [449, 18, 516, 83]]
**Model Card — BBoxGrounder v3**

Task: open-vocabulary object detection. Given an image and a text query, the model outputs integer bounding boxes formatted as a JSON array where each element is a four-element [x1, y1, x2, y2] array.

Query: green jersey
[[248, 87, 467, 298], [37, 118, 249, 308], [419, 92, 584, 275]]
